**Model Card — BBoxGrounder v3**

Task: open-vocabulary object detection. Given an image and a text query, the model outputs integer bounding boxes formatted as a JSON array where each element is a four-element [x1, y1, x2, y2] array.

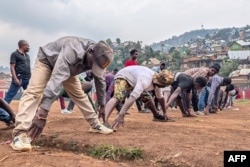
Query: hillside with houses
[[106, 25, 250, 89], [1, 25, 250, 98]]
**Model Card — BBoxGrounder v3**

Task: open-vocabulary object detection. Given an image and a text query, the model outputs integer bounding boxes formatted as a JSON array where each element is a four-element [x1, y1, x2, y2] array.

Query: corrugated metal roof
[[239, 68, 250, 75], [236, 40, 250, 46]]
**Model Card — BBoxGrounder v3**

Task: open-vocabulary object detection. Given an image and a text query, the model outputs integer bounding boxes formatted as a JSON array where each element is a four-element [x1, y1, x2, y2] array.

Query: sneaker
[[61, 109, 72, 114], [10, 133, 32, 152], [89, 124, 113, 134], [171, 107, 178, 111], [195, 111, 205, 115], [103, 122, 111, 129]]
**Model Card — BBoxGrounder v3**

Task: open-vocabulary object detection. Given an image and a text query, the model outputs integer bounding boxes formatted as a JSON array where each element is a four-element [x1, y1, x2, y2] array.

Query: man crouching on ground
[[103, 65, 175, 131], [11, 36, 114, 152]]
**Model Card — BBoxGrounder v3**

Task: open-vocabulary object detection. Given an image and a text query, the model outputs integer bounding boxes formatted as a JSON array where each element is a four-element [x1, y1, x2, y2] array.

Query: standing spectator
[[11, 36, 114, 152], [124, 49, 139, 66], [59, 96, 68, 114], [4, 40, 31, 104]]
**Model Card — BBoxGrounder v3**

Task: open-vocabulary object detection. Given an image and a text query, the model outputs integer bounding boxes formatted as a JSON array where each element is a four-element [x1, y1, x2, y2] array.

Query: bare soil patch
[[1, 101, 249, 167]]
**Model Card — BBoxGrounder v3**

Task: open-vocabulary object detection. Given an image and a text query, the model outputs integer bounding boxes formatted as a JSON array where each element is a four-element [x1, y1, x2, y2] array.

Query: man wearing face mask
[[11, 36, 114, 152]]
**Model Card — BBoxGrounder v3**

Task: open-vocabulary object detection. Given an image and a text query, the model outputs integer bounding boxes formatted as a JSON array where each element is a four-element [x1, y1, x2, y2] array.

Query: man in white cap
[[11, 36, 114, 152]]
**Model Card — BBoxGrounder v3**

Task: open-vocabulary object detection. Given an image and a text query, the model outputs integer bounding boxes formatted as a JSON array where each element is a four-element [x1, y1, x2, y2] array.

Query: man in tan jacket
[[11, 36, 114, 152]]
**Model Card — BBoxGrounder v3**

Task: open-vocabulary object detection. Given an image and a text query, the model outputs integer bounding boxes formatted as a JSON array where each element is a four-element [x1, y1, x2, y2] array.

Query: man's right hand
[[28, 108, 48, 140], [14, 78, 21, 86]]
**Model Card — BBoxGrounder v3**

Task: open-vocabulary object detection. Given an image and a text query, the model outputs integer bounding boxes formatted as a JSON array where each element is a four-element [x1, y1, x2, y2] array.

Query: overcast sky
[[0, 0, 249, 67]]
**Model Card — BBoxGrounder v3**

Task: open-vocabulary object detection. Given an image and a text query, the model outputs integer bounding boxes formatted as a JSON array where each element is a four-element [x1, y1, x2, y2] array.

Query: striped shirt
[[207, 75, 224, 105], [184, 67, 210, 80]]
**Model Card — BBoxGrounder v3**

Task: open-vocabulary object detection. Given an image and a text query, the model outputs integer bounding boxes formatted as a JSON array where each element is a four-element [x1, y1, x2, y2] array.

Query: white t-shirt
[[115, 66, 163, 99]]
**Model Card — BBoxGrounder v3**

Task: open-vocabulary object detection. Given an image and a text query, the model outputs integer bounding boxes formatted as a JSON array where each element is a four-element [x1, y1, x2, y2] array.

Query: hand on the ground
[[111, 114, 125, 130], [98, 105, 105, 122], [164, 113, 171, 119], [28, 108, 48, 140]]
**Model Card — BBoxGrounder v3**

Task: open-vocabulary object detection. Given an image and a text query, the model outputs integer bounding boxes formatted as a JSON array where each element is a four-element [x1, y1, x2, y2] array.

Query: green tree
[[106, 38, 112, 46], [219, 58, 239, 77], [171, 50, 182, 71], [116, 38, 121, 45]]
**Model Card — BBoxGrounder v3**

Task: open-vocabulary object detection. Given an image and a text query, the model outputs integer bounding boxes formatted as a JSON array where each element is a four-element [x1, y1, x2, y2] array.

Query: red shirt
[[124, 59, 138, 67]]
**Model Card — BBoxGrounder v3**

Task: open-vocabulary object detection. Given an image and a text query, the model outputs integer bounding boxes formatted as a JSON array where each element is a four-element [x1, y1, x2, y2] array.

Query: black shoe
[[153, 115, 166, 121], [153, 115, 175, 122]]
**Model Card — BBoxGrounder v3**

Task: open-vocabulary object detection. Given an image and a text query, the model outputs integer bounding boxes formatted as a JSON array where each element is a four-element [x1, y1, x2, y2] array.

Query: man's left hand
[[111, 114, 125, 131]]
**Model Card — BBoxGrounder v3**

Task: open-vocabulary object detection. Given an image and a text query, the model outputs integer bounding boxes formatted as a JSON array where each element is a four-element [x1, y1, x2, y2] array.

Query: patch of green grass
[[235, 99, 250, 104], [87, 145, 143, 161]]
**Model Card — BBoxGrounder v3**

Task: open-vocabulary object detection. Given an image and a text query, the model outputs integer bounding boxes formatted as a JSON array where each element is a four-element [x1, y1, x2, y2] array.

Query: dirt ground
[[0, 100, 250, 167]]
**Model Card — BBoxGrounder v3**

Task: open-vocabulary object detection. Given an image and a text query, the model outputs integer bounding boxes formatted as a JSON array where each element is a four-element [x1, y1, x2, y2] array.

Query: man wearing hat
[[104, 65, 174, 131], [183, 64, 220, 115], [11, 36, 114, 152]]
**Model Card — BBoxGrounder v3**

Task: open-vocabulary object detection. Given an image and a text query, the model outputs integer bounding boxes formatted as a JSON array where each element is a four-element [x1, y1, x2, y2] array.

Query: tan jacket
[[37, 36, 106, 110]]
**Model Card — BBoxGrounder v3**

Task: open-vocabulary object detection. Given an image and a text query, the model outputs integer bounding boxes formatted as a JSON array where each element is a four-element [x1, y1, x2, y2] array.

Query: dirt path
[[1, 101, 250, 167]]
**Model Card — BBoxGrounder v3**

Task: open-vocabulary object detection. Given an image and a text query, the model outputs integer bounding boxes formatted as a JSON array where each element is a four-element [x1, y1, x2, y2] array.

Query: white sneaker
[[195, 111, 205, 115], [61, 109, 72, 114], [89, 124, 113, 134], [10, 133, 32, 152]]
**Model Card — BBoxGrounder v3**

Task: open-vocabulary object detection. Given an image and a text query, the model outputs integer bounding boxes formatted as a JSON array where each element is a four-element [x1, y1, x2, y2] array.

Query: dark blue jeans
[[0, 107, 10, 124], [4, 77, 30, 104], [67, 100, 75, 110]]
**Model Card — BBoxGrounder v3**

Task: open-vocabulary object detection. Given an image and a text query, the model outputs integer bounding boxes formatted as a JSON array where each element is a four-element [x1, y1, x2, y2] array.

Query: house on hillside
[[142, 58, 161, 68], [229, 69, 250, 88], [180, 54, 225, 71], [228, 40, 250, 59]]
